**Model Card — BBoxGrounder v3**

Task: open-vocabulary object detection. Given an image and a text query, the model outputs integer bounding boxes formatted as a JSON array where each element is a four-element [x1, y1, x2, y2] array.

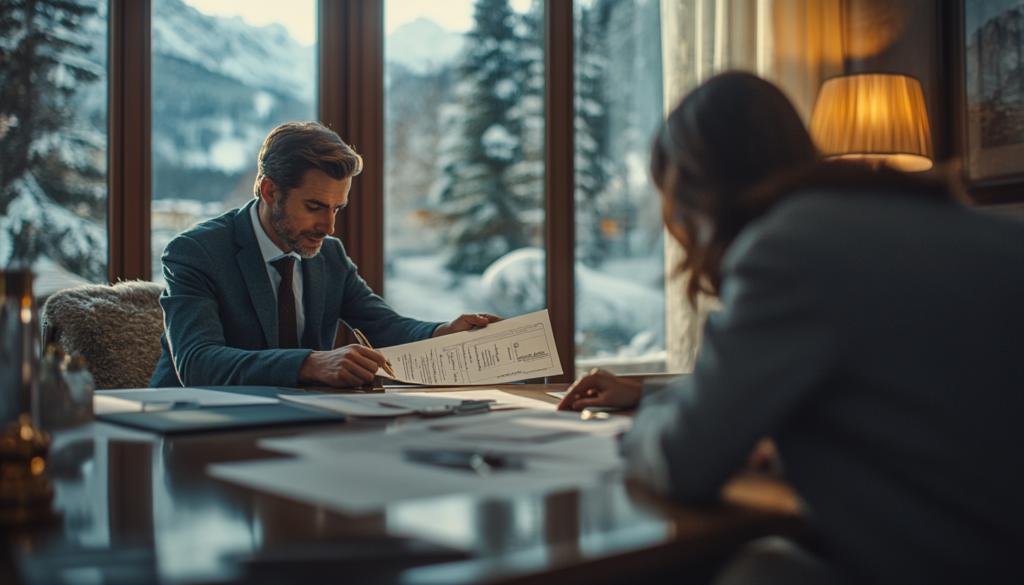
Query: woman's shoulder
[[762, 188, 933, 226], [729, 188, 1024, 275], [725, 191, 867, 264], [765, 188, 1024, 240], [744, 188, 969, 245]]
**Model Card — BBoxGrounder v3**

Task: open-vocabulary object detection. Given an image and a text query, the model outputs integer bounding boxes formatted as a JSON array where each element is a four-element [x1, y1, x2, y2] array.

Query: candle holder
[[0, 414, 54, 525]]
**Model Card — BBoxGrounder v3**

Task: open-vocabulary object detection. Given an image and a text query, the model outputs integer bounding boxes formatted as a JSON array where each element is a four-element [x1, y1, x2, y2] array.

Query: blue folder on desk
[[95, 386, 346, 434]]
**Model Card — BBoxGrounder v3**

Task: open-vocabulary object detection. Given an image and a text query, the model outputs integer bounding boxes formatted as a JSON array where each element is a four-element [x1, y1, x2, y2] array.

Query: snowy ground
[[384, 252, 485, 321]]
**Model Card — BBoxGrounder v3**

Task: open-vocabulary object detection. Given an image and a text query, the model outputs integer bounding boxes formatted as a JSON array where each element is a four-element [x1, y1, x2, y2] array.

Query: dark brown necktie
[[270, 256, 299, 349]]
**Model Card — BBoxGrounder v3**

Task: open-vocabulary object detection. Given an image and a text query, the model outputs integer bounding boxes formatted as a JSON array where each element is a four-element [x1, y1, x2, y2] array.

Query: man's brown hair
[[253, 121, 363, 200]]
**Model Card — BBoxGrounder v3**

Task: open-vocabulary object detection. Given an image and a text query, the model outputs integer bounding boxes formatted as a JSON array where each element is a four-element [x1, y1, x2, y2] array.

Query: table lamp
[[809, 73, 933, 172]]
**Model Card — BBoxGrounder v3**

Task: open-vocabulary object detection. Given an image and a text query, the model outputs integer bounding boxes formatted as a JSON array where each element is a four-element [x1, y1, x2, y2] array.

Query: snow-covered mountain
[[153, 0, 315, 102], [386, 18, 464, 74], [75, 0, 316, 187], [75, 3, 462, 203], [149, 0, 316, 202]]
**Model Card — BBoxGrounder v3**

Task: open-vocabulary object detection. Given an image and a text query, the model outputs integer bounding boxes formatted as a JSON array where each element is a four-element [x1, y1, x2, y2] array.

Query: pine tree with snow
[[506, 0, 545, 245], [436, 0, 541, 274], [573, 0, 611, 268], [0, 0, 107, 282]]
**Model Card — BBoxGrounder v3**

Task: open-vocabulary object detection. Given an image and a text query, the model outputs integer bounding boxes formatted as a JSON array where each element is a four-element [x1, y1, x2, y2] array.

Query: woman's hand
[[557, 369, 644, 411]]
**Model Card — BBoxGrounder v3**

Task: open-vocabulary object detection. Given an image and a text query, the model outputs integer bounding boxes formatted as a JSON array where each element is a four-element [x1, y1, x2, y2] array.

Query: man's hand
[[298, 345, 387, 388], [431, 313, 503, 338], [557, 368, 643, 411]]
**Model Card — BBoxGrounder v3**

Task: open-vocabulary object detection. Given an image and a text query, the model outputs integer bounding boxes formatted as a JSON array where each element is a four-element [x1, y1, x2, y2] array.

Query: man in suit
[[150, 121, 499, 388]]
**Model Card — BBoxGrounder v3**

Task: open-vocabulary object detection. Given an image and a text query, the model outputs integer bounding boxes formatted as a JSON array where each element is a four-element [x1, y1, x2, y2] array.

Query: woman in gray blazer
[[559, 72, 1024, 584]]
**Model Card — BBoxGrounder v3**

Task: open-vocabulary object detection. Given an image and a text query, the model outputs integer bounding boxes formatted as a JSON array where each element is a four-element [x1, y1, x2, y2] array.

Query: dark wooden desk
[[4, 385, 802, 585]]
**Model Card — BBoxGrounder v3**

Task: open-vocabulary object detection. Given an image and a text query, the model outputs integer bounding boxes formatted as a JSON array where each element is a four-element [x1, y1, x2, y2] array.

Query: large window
[[382, 0, 545, 323], [14, 0, 667, 381], [0, 0, 108, 297], [149, 0, 317, 282]]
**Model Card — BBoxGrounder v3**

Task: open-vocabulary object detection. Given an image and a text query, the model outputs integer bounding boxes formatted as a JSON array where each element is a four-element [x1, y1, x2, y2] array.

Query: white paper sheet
[[387, 389, 557, 411], [428, 413, 630, 442], [476, 414, 632, 438], [258, 411, 632, 457], [279, 393, 462, 417], [207, 446, 622, 516], [376, 310, 562, 385], [93, 388, 278, 414], [208, 409, 630, 514], [278, 390, 553, 418]]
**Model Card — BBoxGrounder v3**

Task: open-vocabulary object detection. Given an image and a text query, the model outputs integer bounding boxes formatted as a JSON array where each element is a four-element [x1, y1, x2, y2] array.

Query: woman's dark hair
[[651, 71, 960, 307], [253, 121, 363, 200]]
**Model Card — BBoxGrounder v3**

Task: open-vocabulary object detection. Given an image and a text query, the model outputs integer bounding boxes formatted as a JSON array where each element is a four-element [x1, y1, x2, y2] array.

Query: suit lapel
[[302, 253, 325, 349], [235, 201, 278, 348]]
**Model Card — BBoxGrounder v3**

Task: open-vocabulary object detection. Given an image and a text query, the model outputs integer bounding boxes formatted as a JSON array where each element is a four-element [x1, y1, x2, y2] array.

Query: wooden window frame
[[107, 0, 575, 382], [108, 0, 151, 282]]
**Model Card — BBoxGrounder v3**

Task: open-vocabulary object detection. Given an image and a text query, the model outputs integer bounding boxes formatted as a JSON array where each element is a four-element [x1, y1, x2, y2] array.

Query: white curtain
[[659, 0, 844, 373]]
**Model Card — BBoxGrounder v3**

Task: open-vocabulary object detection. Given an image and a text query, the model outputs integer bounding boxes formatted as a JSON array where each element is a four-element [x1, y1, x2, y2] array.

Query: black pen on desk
[[352, 328, 397, 378], [142, 400, 199, 412], [413, 399, 493, 417], [404, 449, 522, 476]]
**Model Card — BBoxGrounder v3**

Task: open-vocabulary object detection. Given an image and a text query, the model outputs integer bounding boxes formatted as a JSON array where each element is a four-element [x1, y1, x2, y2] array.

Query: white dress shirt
[[250, 201, 305, 342]]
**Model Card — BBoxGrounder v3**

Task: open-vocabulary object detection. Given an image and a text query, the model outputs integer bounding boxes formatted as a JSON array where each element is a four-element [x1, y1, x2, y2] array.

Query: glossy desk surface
[[5, 385, 801, 585]]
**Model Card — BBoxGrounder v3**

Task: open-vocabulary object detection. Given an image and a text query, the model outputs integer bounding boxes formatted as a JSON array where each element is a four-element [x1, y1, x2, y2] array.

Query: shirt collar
[[250, 200, 302, 264]]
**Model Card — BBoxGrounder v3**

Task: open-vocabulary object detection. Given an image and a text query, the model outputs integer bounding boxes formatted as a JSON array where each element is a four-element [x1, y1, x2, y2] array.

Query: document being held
[[379, 310, 562, 385]]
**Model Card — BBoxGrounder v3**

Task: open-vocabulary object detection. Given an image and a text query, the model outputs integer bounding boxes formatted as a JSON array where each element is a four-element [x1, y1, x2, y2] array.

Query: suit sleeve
[[160, 234, 311, 386], [620, 213, 839, 502], [334, 247, 443, 347]]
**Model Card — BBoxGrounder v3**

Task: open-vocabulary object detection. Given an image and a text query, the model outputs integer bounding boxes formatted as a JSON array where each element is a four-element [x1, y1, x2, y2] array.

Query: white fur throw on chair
[[41, 280, 166, 389]]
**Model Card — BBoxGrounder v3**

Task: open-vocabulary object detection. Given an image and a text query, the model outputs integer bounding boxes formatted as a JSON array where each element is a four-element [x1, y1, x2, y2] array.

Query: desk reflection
[[12, 396, 799, 585]]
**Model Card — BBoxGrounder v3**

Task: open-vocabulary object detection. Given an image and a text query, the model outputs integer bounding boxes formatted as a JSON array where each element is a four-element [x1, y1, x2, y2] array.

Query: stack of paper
[[388, 389, 558, 411], [206, 410, 631, 515], [94, 387, 278, 414], [279, 388, 555, 418]]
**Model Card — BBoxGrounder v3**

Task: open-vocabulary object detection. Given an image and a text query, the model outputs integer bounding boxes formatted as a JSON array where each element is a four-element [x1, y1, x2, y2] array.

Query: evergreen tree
[[0, 0, 106, 281], [506, 0, 545, 246], [437, 0, 541, 274], [573, 0, 610, 267]]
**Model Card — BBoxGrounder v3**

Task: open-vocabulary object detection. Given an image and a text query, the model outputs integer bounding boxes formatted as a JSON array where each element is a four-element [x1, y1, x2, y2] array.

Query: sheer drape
[[659, 0, 843, 373]]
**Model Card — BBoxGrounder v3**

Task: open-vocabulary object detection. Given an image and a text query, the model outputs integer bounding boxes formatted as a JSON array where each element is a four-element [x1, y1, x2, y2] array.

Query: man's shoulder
[[317, 236, 352, 264], [164, 205, 245, 257], [183, 205, 242, 238]]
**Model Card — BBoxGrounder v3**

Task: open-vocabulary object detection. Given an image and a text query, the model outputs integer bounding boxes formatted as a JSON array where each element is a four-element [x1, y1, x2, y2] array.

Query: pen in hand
[[352, 328, 397, 378]]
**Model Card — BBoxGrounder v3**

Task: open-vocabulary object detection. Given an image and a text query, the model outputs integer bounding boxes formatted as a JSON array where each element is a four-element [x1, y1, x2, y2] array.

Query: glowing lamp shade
[[810, 74, 934, 172]]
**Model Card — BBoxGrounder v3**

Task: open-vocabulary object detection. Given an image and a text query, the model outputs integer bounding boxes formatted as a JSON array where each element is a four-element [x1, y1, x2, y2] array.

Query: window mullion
[[319, 0, 386, 296], [545, 0, 575, 383], [108, 0, 152, 282]]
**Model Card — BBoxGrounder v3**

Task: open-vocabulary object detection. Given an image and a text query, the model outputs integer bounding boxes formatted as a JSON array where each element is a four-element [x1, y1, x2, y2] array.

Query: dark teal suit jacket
[[150, 200, 440, 387]]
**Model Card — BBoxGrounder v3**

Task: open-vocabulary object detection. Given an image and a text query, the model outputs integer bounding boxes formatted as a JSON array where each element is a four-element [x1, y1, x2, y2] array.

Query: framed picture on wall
[[961, 1, 1024, 186]]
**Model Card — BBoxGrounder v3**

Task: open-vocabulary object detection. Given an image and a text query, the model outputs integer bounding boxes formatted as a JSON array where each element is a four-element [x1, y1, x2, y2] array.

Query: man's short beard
[[269, 197, 327, 259]]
